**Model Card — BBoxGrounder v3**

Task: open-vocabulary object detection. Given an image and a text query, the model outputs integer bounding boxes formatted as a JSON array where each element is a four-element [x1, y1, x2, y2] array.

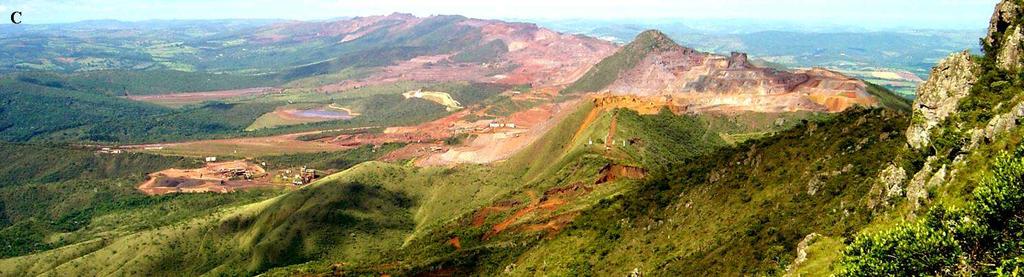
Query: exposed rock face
[[967, 100, 1024, 150], [906, 163, 933, 211], [601, 31, 878, 113], [465, 19, 619, 85], [868, 164, 907, 209], [987, 0, 1022, 48], [785, 232, 822, 275], [793, 233, 821, 266], [880, 165, 907, 198], [987, 0, 1024, 72], [985, 101, 1024, 140], [905, 51, 980, 149], [999, 26, 1024, 72]]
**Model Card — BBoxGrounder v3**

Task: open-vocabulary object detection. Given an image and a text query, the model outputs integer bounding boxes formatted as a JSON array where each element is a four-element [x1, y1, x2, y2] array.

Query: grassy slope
[[269, 103, 823, 275], [0, 143, 406, 266], [865, 82, 913, 112], [0, 98, 708, 275], [0, 98, 909, 276], [11, 71, 275, 96], [0, 143, 282, 259], [493, 108, 908, 276]]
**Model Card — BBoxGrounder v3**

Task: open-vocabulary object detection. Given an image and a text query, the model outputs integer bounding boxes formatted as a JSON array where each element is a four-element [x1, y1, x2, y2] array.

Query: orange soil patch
[[478, 172, 645, 240], [523, 212, 578, 237], [448, 237, 462, 250], [470, 199, 519, 227], [126, 87, 280, 107], [605, 115, 618, 148], [483, 190, 571, 240], [569, 95, 673, 143], [377, 143, 449, 162], [536, 197, 566, 210], [337, 110, 467, 145], [137, 160, 280, 195]]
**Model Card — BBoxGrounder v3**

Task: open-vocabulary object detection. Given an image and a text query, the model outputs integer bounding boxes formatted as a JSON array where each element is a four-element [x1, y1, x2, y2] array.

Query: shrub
[[839, 144, 1024, 276]]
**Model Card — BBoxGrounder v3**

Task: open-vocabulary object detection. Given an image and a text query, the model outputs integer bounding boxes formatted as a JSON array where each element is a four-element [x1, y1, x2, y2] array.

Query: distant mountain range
[[1, 16, 981, 99]]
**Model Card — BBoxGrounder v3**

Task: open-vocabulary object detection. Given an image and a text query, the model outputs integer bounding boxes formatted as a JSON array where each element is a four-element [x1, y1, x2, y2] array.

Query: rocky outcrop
[[906, 162, 934, 211], [998, 26, 1024, 72], [966, 100, 1024, 151], [868, 164, 907, 209], [881, 165, 908, 199], [728, 52, 753, 69], [987, 0, 1024, 72], [793, 233, 821, 266], [905, 51, 980, 149], [987, 0, 1022, 47]]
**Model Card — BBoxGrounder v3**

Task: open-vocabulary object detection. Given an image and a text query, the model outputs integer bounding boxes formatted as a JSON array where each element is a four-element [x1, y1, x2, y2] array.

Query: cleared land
[[126, 87, 281, 107], [417, 99, 581, 166], [403, 90, 463, 111], [131, 130, 349, 157], [137, 160, 281, 195]]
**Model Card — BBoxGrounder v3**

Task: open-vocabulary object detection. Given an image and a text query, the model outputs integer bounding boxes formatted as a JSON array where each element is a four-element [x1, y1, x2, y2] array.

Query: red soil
[[448, 237, 462, 251], [471, 199, 520, 227], [483, 190, 570, 240], [325, 110, 470, 150], [595, 164, 648, 185], [417, 99, 581, 166], [523, 213, 578, 237]]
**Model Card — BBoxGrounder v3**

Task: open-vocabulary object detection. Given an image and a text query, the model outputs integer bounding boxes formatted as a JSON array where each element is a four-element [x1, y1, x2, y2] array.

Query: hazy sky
[[0, 0, 1001, 29]]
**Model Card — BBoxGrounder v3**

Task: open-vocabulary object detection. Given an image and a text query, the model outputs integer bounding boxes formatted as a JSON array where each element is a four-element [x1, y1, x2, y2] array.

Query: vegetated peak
[[628, 29, 685, 52]]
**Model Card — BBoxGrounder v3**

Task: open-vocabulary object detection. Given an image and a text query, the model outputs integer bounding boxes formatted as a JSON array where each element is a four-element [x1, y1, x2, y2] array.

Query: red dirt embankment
[[595, 164, 648, 185], [477, 164, 648, 239]]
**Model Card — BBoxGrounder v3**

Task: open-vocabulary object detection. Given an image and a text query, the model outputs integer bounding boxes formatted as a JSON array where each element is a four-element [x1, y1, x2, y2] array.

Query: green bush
[[839, 145, 1024, 276]]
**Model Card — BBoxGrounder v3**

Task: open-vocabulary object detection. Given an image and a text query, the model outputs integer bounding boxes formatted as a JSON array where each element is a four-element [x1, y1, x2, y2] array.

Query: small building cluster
[[96, 147, 124, 154], [282, 167, 319, 186], [220, 168, 257, 181], [488, 121, 517, 129]]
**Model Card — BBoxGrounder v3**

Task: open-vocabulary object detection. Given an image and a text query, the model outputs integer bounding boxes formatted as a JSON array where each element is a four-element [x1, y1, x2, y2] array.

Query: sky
[[0, 0, 1001, 29]]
